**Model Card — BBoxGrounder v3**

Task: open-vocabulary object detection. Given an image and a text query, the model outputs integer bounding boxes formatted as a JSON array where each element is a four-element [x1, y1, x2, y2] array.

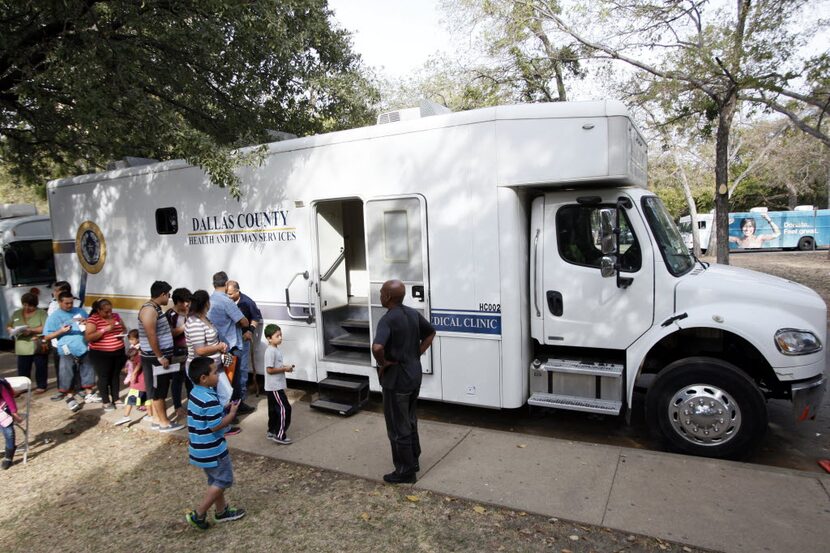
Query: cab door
[[364, 195, 432, 374], [533, 191, 654, 349]]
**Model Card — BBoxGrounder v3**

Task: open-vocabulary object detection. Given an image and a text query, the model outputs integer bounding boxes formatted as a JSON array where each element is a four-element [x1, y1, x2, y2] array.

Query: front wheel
[[645, 357, 767, 460]]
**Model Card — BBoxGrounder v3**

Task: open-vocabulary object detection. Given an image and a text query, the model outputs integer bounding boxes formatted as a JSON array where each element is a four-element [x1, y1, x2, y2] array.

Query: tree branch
[[524, 0, 719, 98], [739, 93, 830, 147]]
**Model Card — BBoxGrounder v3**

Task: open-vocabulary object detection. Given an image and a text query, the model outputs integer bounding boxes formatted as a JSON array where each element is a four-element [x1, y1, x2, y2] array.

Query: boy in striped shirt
[[185, 356, 245, 530]]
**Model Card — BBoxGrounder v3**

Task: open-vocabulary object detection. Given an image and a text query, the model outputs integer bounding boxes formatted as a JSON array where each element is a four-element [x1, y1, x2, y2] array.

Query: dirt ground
[[0, 397, 708, 553], [2, 250, 826, 553]]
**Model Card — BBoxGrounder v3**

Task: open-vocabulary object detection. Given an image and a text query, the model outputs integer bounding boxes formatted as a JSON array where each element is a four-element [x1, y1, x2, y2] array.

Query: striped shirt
[[187, 385, 228, 468], [137, 301, 174, 358], [86, 313, 127, 352], [185, 315, 221, 366]]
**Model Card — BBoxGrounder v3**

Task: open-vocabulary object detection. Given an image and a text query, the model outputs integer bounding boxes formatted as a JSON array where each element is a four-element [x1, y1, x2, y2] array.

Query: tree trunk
[[714, 97, 737, 264], [531, 21, 567, 101], [787, 186, 798, 209], [672, 147, 701, 256]]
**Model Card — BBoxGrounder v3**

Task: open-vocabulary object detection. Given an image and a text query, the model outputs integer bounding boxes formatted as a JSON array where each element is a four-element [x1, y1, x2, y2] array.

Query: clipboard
[[152, 362, 180, 387]]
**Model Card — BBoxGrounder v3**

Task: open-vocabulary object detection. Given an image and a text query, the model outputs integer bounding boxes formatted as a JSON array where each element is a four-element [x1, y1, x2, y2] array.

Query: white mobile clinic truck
[[47, 101, 826, 459], [0, 204, 55, 340]]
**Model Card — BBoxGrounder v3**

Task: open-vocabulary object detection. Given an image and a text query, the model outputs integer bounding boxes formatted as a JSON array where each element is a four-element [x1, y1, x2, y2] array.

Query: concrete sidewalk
[[3, 338, 826, 553], [218, 392, 830, 553]]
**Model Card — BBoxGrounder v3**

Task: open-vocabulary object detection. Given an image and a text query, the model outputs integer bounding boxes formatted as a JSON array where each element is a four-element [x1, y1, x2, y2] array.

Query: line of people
[[8, 272, 266, 434]]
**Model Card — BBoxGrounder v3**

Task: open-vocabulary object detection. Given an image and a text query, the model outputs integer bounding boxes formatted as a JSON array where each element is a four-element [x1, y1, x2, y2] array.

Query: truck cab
[[528, 187, 826, 459]]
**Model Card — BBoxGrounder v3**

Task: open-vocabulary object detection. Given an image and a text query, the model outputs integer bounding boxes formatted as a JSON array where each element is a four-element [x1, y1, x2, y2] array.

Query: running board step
[[313, 376, 370, 417], [539, 358, 623, 377], [310, 398, 361, 416], [528, 393, 622, 415], [319, 377, 368, 392]]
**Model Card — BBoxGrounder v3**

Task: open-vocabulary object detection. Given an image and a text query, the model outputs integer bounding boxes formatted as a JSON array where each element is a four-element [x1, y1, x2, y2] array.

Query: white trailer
[[0, 204, 55, 339], [47, 101, 826, 459], [679, 212, 713, 252]]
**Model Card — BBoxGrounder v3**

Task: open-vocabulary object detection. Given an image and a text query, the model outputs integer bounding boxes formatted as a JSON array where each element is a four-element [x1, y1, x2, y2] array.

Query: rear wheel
[[797, 236, 815, 251], [645, 357, 767, 459]]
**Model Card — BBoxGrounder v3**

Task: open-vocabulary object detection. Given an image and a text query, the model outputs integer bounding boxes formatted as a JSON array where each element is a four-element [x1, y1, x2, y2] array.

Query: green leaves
[[0, 0, 378, 195]]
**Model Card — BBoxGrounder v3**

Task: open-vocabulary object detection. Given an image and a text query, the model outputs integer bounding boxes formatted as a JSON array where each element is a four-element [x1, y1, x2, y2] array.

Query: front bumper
[[792, 375, 826, 421]]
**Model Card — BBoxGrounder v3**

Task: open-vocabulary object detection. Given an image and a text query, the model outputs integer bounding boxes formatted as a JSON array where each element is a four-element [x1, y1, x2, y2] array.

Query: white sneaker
[[84, 392, 103, 404], [114, 416, 131, 426]]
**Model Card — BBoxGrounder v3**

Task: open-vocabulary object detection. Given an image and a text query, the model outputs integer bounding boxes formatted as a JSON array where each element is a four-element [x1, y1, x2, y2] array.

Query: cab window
[[556, 205, 641, 272]]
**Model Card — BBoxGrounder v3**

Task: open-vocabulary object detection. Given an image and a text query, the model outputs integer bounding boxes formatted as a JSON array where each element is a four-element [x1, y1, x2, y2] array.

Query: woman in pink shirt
[[85, 299, 127, 411]]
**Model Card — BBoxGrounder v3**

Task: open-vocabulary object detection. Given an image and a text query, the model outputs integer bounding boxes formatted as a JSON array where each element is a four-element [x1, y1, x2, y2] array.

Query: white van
[[47, 101, 826, 459], [0, 204, 56, 339], [678, 212, 713, 252]]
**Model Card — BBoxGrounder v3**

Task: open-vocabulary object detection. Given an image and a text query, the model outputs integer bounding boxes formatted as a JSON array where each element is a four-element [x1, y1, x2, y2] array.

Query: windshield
[[642, 197, 694, 276], [678, 221, 691, 234], [5, 240, 56, 286]]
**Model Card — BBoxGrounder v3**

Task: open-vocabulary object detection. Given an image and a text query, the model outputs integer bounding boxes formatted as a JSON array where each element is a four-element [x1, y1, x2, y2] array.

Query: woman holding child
[[85, 298, 127, 411]]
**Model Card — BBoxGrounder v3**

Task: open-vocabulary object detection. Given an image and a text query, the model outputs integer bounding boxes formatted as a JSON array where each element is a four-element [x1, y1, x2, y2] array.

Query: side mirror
[[600, 255, 616, 278], [599, 208, 616, 254]]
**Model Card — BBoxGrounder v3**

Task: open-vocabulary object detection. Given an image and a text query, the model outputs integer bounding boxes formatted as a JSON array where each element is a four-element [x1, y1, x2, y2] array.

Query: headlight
[[774, 329, 823, 355]]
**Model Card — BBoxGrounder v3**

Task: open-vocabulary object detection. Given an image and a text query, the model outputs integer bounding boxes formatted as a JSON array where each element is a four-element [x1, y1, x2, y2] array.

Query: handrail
[[285, 271, 313, 323], [320, 247, 345, 282], [532, 229, 541, 317]]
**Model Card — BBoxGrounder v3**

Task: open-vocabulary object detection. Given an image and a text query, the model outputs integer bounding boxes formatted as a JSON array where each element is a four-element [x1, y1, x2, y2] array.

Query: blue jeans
[[203, 454, 234, 489], [1, 423, 15, 459], [58, 353, 95, 393], [237, 341, 251, 401]]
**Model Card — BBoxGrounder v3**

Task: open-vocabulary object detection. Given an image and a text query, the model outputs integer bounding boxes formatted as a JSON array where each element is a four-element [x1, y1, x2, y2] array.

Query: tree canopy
[[530, 0, 830, 262], [0, 0, 378, 197]]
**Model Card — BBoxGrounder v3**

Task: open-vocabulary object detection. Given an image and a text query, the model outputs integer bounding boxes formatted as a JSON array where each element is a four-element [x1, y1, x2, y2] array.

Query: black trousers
[[170, 365, 192, 409], [266, 389, 292, 439], [382, 388, 421, 476], [88, 349, 126, 404], [17, 354, 48, 390]]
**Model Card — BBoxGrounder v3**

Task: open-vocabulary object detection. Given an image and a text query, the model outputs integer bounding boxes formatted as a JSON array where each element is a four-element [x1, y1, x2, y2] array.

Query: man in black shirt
[[372, 280, 435, 484]]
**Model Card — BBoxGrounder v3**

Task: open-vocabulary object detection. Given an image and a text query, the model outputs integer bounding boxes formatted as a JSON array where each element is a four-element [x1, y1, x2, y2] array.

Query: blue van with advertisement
[[728, 206, 830, 251]]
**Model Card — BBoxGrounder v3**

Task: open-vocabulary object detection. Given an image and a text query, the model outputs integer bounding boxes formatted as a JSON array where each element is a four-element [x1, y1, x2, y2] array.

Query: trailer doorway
[[314, 199, 371, 365]]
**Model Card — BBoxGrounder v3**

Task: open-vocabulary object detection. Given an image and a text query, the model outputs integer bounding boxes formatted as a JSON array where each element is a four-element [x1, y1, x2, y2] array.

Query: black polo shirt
[[373, 304, 435, 392]]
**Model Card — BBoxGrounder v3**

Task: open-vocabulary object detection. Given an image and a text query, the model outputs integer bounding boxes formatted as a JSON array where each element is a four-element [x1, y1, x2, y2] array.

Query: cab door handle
[[546, 291, 563, 316]]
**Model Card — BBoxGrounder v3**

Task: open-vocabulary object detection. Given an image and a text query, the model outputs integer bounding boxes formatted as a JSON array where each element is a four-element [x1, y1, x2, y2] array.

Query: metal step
[[319, 377, 369, 392], [310, 398, 360, 416], [341, 318, 369, 331], [540, 358, 623, 378], [528, 393, 622, 415], [330, 333, 370, 349], [348, 296, 368, 306]]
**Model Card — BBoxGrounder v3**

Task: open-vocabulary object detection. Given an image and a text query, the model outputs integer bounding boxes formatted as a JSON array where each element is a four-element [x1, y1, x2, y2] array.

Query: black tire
[[797, 236, 815, 251], [645, 357, 767, 460]]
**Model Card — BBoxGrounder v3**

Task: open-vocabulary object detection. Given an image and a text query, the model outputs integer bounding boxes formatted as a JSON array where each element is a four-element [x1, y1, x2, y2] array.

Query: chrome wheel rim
[[668, 384, 742, 446]]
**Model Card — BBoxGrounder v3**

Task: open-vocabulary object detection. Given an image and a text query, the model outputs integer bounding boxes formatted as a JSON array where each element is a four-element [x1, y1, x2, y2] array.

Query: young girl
[[114, 330, 153, 426], [0, 378, 23, 469]]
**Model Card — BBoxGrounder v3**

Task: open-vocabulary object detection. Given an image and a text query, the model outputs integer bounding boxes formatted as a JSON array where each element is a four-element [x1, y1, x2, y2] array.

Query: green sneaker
[[186, 510, 210, 530], [214, 506, 246, 523]]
